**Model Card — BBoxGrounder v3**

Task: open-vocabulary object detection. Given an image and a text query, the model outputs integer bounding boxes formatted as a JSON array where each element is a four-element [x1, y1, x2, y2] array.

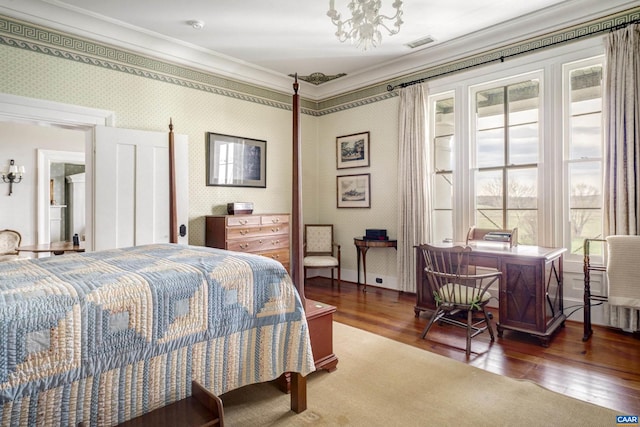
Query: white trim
[[0, 93, 114, 127]]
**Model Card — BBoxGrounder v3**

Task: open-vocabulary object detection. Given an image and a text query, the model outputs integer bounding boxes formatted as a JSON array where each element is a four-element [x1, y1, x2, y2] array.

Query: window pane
[[476, 210, 504, 230], [569, 209, 602, 255], [433, 173, 453, 209], [569, 162, 602, 208], [435, 98, 454, 136], [431, 95, 455, 245], [508, 80, 539, 125], [476, 170, 503, 209], [507, 168, 537, 209], [508, 123, 538, 164], [569, 161, 602, 254], [570, 112, 602, 159], [566, 62, 604, 258], [570, 67, 602, 113], [507, 210, 537, 245], [432, 211, 453, 243], [434, 136, 453, 171], [476, 128, 504, 168], [476, 88, 504, 130]]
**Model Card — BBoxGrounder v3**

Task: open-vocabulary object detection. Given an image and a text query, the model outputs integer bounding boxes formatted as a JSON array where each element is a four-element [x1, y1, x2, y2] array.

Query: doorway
[[0, 93, 115, 250]]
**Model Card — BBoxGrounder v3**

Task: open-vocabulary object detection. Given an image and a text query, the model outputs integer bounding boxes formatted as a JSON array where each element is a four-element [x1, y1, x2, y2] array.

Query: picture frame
[[336, 131, 370, 169], [337, 173, 371, 208], [206, 132, 266, 188]]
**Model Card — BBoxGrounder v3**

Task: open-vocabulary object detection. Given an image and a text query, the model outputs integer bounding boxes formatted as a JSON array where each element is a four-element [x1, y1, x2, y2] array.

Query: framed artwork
[[336, 131, 370, 169], [206, 132, 266, 188], [337, 173, 371, 208]]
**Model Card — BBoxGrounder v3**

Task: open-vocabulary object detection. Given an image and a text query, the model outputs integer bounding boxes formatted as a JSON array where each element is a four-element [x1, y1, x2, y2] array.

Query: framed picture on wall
[[337, 173, 370, 208], [206, 132, 266, 188], [336, 131, 370, 169]]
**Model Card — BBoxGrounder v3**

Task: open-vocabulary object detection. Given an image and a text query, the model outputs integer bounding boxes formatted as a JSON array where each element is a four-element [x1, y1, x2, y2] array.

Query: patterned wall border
[[1, 7, 638, 118]]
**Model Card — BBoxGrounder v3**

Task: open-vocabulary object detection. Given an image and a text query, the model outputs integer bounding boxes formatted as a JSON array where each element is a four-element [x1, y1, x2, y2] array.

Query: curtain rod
[[387, 18, 639, 92]]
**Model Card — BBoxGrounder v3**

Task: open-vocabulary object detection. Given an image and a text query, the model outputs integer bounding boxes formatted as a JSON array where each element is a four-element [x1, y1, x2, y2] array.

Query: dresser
[[205, 214, 290, 271]]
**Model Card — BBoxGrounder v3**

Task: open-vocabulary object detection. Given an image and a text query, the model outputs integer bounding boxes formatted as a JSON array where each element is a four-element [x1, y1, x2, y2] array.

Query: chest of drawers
[[205, 214, 290, 271]]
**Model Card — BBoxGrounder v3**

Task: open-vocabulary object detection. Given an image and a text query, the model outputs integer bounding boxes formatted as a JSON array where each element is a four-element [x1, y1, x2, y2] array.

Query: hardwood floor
[[304, 277, 640, 415]]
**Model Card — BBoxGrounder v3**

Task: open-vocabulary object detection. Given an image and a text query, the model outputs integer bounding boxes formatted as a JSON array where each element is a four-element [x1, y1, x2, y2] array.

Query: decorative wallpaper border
[[1, 7, 638, 117]]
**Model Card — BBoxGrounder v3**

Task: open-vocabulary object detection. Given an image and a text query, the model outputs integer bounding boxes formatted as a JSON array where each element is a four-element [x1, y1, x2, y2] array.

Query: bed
[[0, 243, 314, 426]]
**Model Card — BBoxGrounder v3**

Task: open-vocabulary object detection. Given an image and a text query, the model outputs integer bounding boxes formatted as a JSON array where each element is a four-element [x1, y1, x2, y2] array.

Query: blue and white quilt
[[0, 244, 314, 426]]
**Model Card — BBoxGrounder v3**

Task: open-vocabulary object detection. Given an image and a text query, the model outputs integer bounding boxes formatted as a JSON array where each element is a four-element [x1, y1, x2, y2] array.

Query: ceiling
[[0, 0, 636, 100]]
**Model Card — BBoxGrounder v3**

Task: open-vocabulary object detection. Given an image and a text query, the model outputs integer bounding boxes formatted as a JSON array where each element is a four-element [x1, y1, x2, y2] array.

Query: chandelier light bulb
[[327, 0, 403, 50]]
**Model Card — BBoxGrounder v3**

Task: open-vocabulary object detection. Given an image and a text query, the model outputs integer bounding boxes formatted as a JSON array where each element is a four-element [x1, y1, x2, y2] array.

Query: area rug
[[221, 322, 618, 426]]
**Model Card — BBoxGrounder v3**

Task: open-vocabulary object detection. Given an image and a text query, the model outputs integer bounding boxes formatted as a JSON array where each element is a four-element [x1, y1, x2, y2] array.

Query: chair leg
[[421, 309, 443, 339], [483, 308, 495, 342], [466, 310, 473, 357], [330, 270, 334, 287], [337, 267, 341, 289]]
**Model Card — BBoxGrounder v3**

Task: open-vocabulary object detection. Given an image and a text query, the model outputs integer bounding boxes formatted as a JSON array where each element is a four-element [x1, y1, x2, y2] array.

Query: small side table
[[354, 238, 397, 291]]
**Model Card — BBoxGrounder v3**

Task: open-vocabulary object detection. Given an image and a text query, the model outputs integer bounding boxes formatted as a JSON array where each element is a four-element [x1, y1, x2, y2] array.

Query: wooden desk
[[415, 242, 566, 346], [18, 242, 85, 256], [354, 238, 397, 291]]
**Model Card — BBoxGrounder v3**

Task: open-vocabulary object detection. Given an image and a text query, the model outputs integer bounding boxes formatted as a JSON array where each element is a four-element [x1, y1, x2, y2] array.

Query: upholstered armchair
[[0, 229, 22, 261]]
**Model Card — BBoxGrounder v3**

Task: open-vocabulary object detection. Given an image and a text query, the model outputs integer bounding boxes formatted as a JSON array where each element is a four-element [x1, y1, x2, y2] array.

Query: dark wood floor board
[[305, 277, 640, 414]]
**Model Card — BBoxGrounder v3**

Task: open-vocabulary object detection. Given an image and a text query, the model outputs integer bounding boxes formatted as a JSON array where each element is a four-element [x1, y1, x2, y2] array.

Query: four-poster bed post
[[291, 76, 339, 378], [291, 75, 305, 304], [168, 118, 178, 243]]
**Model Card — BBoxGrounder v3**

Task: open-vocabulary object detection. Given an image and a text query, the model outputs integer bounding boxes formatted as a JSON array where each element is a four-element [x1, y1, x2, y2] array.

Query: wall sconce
[[1, 159, 26, 196]]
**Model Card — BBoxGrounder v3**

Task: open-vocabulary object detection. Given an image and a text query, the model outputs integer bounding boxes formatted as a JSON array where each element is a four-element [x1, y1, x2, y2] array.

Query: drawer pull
[[271, 254, 280, 259], [240, 229, 249, 235], [271, 218, 280, 223], [271, 227, 280, 232], [239, 219, 248, 225], [240, 243, 250, 249], [272, 240, 280, 245]]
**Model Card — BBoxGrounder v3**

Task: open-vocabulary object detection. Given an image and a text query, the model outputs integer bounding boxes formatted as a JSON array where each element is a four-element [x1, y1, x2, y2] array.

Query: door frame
[[0, 93, 115, 250]]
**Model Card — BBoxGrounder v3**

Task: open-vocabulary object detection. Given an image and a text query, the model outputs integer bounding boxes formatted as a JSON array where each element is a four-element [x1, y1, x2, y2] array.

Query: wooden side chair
[[303, 224, 341, 288], [418, 243, 501, 357]]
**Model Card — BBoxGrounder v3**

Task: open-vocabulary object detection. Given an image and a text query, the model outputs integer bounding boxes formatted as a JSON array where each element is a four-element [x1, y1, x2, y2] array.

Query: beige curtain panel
[[396, 84, 430, 293], [603, 23, 640, 331]]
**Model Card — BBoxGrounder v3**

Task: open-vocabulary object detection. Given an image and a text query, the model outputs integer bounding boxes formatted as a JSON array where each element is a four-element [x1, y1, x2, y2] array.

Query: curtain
[[603, 23, 640, 331], [396, 84, 430, 293], [603, 23, 640, 235]]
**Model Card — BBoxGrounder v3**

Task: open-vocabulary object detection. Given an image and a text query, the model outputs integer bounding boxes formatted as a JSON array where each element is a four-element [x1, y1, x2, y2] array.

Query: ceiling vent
[[405, 36, 435, 49]]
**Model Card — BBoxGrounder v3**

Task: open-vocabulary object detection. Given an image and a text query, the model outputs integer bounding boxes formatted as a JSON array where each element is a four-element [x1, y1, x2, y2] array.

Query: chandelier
[[327, 0, 404, 50]]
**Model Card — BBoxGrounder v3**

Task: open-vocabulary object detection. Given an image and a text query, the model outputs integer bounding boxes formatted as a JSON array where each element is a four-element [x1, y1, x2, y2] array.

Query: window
[[473, 79, 540, 245], [431, 95, 454, 243], [425, 39, 604, 261], [564, 58, 604, 257]]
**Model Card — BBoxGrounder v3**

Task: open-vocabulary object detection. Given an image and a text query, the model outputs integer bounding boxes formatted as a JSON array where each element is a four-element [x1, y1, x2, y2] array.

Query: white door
[[93, 126, 188, 250]]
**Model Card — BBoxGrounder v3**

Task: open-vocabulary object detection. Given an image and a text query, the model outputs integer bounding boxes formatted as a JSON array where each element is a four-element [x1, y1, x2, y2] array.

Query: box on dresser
[[205, 214, 290, 271]]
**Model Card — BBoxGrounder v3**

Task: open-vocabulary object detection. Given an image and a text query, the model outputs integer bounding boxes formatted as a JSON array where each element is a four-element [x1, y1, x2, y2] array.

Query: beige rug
[[221, 322, 617, 426]]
